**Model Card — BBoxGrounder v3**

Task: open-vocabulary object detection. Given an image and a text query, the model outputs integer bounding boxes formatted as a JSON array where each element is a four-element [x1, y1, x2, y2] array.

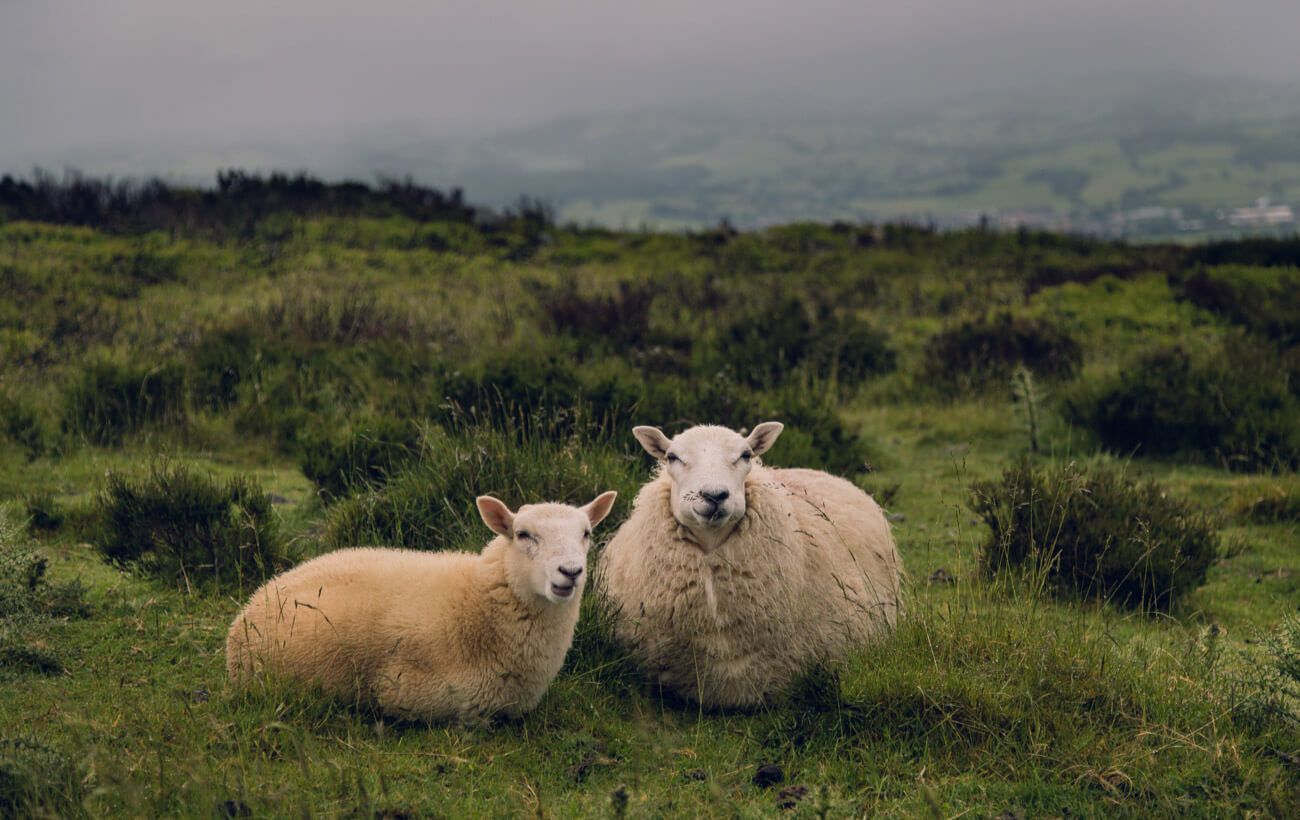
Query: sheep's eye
[[516, 530, 534, 541], [666, 452, 680, 463]]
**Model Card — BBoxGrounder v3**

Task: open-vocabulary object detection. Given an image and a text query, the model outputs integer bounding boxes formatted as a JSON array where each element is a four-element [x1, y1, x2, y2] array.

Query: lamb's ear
[[476, 496, 515, 537], [746, 421, 784, 456], [582, 491, 618, 528], [632, 426, 672, 460]]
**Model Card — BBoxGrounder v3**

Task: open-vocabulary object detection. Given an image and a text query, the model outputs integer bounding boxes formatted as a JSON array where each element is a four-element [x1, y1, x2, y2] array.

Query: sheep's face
[[477, 492, 618, 604], [633, 422, 783, 548]]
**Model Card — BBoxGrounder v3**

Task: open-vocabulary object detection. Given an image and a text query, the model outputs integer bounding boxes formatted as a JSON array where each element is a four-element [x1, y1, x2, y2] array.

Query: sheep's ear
[[746, 421, 784, 456], [476, 496, 515, 537], [633, 426, 672, 460], [583, 491, 618, 528]]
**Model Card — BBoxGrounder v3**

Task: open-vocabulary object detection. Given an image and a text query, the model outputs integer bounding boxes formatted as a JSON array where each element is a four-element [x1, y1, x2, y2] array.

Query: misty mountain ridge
[[13, 73, 1300, 235]]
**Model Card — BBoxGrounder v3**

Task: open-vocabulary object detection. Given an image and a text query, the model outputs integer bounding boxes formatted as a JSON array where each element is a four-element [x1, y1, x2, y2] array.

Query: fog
[[3, 0, 1299, 175]]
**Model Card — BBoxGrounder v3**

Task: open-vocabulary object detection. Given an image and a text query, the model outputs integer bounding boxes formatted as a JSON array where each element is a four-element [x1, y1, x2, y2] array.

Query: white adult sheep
[[226, 491, 618, 723], [598, 422, 901, 709]]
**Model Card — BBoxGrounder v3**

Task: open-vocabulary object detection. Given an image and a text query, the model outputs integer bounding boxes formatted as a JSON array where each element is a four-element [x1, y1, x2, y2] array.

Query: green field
[[1, 199, 1297, 816]]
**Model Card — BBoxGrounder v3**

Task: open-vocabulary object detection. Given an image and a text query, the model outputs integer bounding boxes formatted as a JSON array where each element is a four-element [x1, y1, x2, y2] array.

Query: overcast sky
[[3, 1, 1299, 172]]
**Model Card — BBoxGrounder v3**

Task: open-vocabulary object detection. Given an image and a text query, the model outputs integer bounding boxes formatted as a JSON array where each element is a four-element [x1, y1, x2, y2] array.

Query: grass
[[0, 203, 1297, 816]]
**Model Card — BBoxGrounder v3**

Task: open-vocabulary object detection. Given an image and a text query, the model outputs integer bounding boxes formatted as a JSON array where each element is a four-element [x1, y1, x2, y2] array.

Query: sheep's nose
[[558, 565, 584, 580], [700, 488, 730, 505]]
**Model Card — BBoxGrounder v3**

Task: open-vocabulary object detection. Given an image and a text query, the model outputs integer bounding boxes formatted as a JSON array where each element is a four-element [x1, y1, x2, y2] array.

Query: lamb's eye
[[666, 453, 680, 463], [516, 530, 534, 541]]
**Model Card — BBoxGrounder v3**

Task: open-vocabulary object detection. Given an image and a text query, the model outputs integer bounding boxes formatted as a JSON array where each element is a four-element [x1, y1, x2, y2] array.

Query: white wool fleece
[[600, 424, 901, 709]]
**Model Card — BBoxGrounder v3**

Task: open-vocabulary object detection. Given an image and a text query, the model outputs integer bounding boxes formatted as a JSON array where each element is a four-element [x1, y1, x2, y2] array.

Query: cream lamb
[[227, 491, 617, 723], [598, 422, 901, 708]]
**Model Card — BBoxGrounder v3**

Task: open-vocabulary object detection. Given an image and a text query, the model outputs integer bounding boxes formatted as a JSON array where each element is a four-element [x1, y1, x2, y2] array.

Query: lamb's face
[[633, 422, 784, 546], [477, 493, 618, 604]]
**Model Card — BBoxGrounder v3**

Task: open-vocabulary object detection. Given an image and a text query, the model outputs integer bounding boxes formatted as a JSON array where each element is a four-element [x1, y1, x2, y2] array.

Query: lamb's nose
[[700, 488, 730, 504], [558, 565, 584, 580]]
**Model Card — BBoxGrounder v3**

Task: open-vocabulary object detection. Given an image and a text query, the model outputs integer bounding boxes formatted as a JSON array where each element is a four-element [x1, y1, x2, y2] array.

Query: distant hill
[[358, 74, 1300, 235], [7, 74, 1298, 237]]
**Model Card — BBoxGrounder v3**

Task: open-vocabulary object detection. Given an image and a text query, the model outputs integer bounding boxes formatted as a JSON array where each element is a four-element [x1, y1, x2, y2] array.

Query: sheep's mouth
[[550, 582, 575, 599], [694, 504, 731, 525]]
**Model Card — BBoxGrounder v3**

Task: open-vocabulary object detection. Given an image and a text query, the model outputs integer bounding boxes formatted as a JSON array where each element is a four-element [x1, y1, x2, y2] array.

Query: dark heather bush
[[1172, 267, 1300, 347], [1230, 614, 1300, 732], [0, 737, 82, 817], [63, 356, 187, 445], [713, 295, 896, 388], [23, 493, 63, 534], [188, 325, 261, 409], [537, 278, 657, 351], [300, 415, 422, 501], [971, 459, 1218, 610], [0, 532, 46, 619], [96, 464, 284, 593], [437, 345, 588, 432], [435, 346, 649, 442], [1066, 338, 1300, 472], [0, 516, 89, 677], [324, 424, 642, 552], [922, 312, 1082, 394], [0, 393, 50, 461]]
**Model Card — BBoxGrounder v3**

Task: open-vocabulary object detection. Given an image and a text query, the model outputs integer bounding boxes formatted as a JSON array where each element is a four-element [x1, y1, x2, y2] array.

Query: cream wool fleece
[[227, 540, 581, 723], [600, 465, 901, 708]]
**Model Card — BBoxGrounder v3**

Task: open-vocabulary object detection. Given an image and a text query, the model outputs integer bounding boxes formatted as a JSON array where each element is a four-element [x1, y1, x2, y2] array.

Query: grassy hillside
[[1, 185, 1297, 816]]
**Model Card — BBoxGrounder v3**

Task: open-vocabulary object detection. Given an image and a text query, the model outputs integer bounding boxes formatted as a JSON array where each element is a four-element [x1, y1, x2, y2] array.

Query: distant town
[[919, 198, 1296, 241]]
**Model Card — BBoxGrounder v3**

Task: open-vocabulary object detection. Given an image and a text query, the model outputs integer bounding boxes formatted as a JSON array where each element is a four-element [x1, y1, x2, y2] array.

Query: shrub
[[437, 345, 587, 431], [922, 312, 1082, 394], [536, 278, 657, 352], [435, 346, 648, 444], [1066, 338, 1300, 471], [0, 528, 46, 619], [0, 514, 88, 677], [63, 355, 187, 445], [188, 325, 261, 409], [0, 393, 50, 461], [24, 493, 64, 534], [0, 737, 82, 816], [96, 464, 285, 593], [1173, 266, 1300, 347], [324, 424, 641, 551], [1230, 615, 1300, 732], [300, 415, 422, 501], [711, 295, 896, 388], [970, 459, 1218, 610]]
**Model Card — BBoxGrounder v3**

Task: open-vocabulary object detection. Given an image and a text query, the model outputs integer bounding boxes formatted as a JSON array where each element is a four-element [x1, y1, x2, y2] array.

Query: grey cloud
[[2, 1, 1298, 173]]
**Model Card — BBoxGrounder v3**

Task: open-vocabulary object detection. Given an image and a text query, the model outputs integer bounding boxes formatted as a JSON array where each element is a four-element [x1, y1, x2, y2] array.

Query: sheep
[[598, 422, 901, 709], [226, 491, 618, 723]]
